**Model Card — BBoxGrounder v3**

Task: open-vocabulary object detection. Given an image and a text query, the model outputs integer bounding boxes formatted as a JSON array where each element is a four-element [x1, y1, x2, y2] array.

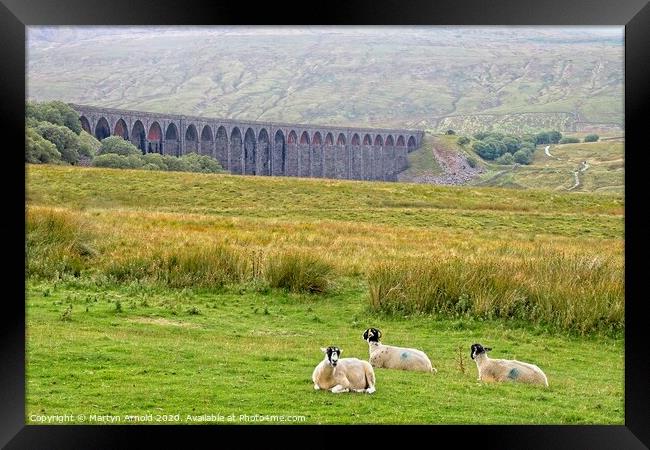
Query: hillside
[[27, 26, 623, 134], [473, 140, 624, 193]]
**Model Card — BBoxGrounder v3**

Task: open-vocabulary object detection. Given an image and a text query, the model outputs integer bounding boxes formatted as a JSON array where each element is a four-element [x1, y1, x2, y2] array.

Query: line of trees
[[25, 101, 225, 174], [460, 129, 598, 166], [468, 131, 548, 165]]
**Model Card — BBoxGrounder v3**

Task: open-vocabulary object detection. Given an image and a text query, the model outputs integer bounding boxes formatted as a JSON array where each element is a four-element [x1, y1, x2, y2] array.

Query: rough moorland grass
[[25, 280, 623, 425], [26, 165, 624, 333], [367, 254, 623, 335], [27, 209, 335, 295], [26, 207, 97, 278], [104, 245, 250, 289], [265, 251, 334, 294]]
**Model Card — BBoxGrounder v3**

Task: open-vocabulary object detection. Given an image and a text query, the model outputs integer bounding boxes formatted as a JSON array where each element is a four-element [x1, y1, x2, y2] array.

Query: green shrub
[[141, 163, 160, 170], [559, 137, 580, 144], [473, 141, 500, 160], [26, 100, 82, 134], [98, 136, 141, 157], [34, 121, 80, 164], [466, 155, 478, 168], [141, 153, 169, 170], [78, 131, 101, 158], [457, 136, 470, 146], [584, 134, 599, 142], [513, 149, 533, 164], [93, 153, 144, 169], [162, 155, 190, 172], [179, 153, 224, 173], [495, 153, 515, 165], [265, 251, 334, 294], [26, 127, 61, 163]]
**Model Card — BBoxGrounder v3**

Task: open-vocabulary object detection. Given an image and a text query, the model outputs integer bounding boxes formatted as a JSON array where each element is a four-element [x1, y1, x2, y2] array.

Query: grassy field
[[26, 279, 623, 425], [26, 164, 624, 424], [397, 134, 445, 180], [473, 140, 624, 193]]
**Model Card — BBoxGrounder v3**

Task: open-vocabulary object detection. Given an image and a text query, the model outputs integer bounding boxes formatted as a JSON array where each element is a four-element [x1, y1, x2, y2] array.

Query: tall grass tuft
[[265, 251, 334, 294], [105, 244, 249, 288], [367, 253, 623, 335], [26, 208, 97, 279]]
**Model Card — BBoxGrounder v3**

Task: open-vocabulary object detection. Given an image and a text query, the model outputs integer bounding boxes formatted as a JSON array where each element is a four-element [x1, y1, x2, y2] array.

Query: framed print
[[3, 0, 649, 447]]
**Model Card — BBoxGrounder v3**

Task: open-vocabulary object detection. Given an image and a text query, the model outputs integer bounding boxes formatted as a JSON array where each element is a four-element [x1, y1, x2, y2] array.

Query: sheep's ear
[[320, 347, 328, 353], [485, 347, 492, 352], [378, 329, 382, 338]]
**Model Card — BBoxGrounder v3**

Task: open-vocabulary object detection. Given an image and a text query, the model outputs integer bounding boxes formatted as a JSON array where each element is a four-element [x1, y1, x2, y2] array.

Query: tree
[[496, 153, 515, 165], [26, 127, 61, 163], [445, 129, 456, 135], [548, 131, 562, 144], [502, 136, 522, 154], [26, 100, 82, 134], [98, 136, 141, 157], [513, 149, 534, 164], [34, 121, 80, 164], [78, 131, 101, 158], [584, 134, 599, 142], [534, 132, 550, 145], [457, 136, 470, 146], [473, 141, 499, 160]]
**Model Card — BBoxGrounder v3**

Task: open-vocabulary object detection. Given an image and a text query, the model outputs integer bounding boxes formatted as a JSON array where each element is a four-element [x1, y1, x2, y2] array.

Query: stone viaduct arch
[[69, 104, 424, 182]]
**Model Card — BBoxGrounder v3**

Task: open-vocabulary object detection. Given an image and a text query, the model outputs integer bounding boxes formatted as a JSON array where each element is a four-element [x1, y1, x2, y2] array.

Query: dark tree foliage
[[26, 100, 82, 134]]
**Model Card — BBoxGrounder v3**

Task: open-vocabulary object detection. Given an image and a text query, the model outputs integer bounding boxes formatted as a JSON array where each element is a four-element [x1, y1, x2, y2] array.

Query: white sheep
[[470, 343, 548, 387], [362, 328, 437, 373], [312, 346, 376, 394]]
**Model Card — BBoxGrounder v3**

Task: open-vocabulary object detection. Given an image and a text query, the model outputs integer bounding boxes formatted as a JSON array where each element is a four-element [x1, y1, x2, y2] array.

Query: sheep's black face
[[325, 346, 341, 367], [470, 343, 485, 359], [363, 328, 382, 343]]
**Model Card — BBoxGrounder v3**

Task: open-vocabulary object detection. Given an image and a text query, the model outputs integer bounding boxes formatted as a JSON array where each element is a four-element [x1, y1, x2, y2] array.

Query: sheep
[[362, 327, 437, 373], [312, 346, 376, 394], [470, 343, 548, 387]]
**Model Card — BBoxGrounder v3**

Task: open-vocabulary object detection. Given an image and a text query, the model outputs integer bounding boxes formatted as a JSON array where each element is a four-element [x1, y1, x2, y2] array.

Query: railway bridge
[[70, 104, 424, 181]]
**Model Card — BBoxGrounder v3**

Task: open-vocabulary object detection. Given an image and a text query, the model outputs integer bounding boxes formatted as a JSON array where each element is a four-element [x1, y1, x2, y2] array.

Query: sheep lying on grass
[[470, 343, 548, 387], [312, 346, 376, 394], [362, 327, 437, 373]]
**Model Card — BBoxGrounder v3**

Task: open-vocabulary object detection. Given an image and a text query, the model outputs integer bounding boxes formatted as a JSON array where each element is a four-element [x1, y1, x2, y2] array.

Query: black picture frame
[[3, 0, 648, 447]]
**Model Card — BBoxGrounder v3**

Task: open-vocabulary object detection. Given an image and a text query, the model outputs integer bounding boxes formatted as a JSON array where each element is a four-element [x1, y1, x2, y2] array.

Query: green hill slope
[[473, 140, 624, 193]]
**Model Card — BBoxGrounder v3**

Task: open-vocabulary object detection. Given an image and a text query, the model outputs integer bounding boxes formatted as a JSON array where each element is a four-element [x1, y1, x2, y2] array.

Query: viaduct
[[70, 104, 424, 181]]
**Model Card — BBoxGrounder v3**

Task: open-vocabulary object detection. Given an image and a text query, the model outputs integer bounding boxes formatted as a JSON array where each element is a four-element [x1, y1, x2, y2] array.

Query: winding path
[[544, 145, 552, 157], [568, 160, 589, 191]]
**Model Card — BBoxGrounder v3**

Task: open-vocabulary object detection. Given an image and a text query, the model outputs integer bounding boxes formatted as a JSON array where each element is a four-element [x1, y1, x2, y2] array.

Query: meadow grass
[[25, 164, 624, 424], [27, 164, 624, 334], [26, 279, 623, 425]]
